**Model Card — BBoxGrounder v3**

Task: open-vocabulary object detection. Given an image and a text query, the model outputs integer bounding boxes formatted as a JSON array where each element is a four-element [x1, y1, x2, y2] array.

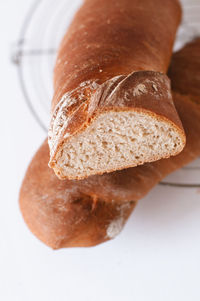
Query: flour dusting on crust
[[107, 217, 124, 239], [133, 84, 147, 96], [106, 202, 131, 239]]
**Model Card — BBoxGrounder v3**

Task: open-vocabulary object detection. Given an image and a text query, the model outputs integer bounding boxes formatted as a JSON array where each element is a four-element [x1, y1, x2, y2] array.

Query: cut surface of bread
[[54, 110, 185, 179]]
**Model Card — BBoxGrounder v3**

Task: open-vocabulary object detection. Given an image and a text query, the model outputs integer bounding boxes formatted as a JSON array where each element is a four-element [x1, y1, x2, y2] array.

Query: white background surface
[[0, 1, 200, 300]]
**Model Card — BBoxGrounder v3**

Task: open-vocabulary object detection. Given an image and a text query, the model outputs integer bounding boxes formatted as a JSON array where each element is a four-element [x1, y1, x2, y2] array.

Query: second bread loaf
[[19, 39, 200, 248]]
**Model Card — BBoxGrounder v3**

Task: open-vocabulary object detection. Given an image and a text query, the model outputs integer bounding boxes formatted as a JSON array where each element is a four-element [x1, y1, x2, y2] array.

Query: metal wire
[[15, 0, 48, 132]]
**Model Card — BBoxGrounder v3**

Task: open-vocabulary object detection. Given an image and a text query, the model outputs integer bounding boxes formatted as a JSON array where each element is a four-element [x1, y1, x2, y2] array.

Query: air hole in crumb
[[102, 141, 108, 148], [131, 138, 136, 142]]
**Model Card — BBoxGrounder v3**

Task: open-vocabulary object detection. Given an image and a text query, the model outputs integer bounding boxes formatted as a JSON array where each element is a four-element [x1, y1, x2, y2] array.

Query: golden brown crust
[[53, 0, 181, 106], [49, 0, 183, 178]]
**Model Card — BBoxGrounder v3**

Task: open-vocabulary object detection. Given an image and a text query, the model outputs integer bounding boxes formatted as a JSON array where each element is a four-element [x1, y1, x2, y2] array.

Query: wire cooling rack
[[12, 0, 200, 188]]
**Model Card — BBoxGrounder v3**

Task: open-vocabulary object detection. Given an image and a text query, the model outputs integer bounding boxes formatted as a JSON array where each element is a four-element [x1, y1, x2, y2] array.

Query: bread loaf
[[48, 0, 185, 180], [19, 39, 200, 249]]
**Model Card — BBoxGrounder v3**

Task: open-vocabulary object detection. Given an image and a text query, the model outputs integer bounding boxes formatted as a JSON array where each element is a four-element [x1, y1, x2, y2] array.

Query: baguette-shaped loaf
[[49, 0, 185, 180], [19, 39, 200, 249]]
